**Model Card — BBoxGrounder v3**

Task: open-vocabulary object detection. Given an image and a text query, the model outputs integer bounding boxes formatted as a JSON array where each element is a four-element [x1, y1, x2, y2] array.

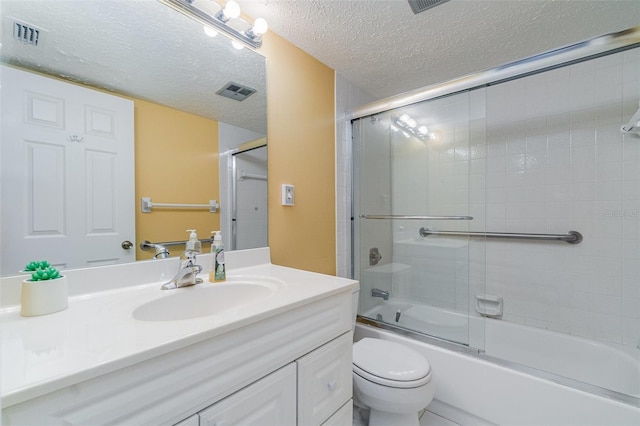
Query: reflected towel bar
[[418, 228, 583, 244], [141, 197, 219, 213], [238, 171, 267, 181], [361, 215, 474, 220]]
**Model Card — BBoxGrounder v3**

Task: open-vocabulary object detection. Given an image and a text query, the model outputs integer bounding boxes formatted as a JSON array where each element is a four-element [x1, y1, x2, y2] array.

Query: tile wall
[[477, 48, 640, 345], [342, 47, 640, 347]]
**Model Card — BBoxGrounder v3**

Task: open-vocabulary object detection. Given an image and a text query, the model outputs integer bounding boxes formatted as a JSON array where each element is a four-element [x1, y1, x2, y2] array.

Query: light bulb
[[407, 118, 417, 128], [232, 40, 244, 50], [203, 25, 218, 38], [399, 114, 411, 124], [223, 0, 241, 19], [418, 125, 429, 135], [251, 18, 268, 35]]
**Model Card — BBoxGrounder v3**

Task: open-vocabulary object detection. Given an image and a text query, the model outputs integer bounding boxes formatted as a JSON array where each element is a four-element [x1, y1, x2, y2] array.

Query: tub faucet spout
[[371, 288, 389, 300]]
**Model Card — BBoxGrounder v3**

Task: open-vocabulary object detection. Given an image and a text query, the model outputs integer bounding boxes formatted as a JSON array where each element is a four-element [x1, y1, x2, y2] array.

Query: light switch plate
[[281, 184, 294, 206]]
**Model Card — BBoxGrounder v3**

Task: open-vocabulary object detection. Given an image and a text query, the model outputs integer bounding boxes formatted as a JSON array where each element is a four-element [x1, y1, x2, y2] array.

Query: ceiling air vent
[[407, 0, 450, 15], [13, 20, 41, 46], [216, 82, 257, 102]]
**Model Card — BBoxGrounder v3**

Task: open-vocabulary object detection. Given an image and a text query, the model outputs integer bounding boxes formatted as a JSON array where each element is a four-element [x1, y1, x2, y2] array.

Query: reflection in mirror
[[0, 0, 267, 276]]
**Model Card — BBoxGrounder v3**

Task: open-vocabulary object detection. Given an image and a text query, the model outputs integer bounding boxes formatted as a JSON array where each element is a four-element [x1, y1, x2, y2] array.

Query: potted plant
[[21, 261, 68, 317]]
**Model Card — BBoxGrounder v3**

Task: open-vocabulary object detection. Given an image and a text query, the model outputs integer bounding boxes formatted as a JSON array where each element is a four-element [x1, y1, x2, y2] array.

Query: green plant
[[29, 266, 62, 281], [23, 260, 62, 281], [23, 260, 51, 272]]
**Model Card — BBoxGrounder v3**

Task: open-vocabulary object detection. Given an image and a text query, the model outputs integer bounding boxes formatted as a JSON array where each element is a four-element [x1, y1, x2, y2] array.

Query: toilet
[[351, 290, 435, 426]]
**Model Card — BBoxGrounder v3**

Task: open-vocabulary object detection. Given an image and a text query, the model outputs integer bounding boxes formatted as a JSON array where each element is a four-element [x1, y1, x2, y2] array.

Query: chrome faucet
[[371, 288, 389, 300], [160, 250, 203, 290]]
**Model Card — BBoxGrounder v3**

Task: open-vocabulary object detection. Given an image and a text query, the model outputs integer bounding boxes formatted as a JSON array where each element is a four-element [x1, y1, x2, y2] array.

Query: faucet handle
[[182, 250, 198, 265]]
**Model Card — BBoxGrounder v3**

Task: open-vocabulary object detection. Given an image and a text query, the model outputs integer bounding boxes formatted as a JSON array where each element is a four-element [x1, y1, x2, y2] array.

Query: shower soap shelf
[[476, 294, 503, 318]]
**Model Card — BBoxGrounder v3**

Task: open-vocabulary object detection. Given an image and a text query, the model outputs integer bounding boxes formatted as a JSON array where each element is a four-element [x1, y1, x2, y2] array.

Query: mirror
[[0, 0, 267, 275]]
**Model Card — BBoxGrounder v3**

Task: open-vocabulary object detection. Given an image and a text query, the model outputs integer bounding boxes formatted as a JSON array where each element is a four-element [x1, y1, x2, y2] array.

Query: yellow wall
[[134, 100, 219, 260], [261, 32, 336, 275]]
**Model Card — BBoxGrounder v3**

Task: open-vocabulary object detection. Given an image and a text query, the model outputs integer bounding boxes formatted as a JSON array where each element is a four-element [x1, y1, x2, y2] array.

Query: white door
[[1, 65, 135, 273]]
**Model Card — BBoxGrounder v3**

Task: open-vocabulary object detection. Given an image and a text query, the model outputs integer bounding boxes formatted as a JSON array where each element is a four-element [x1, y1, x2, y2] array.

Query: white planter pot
[[21, 276, 68, 317]]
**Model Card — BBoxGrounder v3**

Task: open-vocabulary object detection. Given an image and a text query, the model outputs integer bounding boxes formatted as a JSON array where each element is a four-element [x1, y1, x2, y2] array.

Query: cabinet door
[[199, 363, 296, 426], [297, 333, 352, 426]]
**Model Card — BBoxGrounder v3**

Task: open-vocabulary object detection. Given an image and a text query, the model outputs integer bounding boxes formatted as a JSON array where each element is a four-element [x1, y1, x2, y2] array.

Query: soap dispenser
[[210, 231, 225, 282], [185, 229, 202, 253]]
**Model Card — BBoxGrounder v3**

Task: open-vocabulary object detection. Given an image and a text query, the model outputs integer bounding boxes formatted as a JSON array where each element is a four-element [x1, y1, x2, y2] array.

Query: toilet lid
[[353, 338, 431, 386]]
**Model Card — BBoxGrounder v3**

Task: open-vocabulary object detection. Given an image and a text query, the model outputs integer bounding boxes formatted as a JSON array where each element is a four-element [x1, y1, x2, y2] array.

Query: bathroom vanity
[[0, 248, 358, 425]]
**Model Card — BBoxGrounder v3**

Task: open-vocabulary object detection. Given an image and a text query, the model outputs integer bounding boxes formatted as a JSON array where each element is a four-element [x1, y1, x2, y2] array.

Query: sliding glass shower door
[[353, 91, 484, 347]]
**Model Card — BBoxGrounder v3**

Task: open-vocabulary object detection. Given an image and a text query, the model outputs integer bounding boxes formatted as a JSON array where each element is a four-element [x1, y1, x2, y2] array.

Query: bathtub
[[361, 301, 640, 424]]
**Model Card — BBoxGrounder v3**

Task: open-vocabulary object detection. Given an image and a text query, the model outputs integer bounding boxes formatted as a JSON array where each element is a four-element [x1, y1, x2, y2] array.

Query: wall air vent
[[216, 82, 257, 102], [407, 0, 450, 15], [13, 20, 42, 46]]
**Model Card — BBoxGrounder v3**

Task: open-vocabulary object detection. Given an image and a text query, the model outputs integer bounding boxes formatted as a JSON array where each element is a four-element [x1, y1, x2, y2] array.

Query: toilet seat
[[353, 338, 432, 389]]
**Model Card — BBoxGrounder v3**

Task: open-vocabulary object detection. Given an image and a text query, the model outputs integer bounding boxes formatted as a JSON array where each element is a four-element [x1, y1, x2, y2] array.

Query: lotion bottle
[[185, 229, 202, 253], [210, 231, 225, 282]]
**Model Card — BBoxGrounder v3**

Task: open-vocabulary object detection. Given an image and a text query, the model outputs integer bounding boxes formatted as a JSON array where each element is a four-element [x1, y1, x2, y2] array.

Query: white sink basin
[[133, 276, 283, 321]]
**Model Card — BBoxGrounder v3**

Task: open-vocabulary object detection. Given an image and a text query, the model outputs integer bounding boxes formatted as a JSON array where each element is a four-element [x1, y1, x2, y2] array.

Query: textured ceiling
[[2, 0, 638, 127], [238, 0, 640, 100], [1, 0, 267, 133]]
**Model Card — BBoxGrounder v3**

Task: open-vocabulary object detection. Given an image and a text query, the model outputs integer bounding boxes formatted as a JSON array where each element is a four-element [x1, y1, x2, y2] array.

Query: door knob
[[121, 240, 133, 250]]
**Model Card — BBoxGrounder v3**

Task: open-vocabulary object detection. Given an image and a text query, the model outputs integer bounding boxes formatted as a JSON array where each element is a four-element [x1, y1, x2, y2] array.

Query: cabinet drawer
[[321, 400, 353, 426], [297, 332, 352, 426], [199, 363, 296, 426]]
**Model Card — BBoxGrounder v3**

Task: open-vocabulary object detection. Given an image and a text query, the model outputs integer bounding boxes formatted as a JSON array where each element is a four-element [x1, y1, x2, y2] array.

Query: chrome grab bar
[[418, 228, 583, 244], [140, 239, 212, 251], [361, 215, 473, 220]]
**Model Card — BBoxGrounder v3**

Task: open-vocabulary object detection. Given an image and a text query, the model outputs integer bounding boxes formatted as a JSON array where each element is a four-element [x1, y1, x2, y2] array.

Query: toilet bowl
[[352, 337, 434, 426]]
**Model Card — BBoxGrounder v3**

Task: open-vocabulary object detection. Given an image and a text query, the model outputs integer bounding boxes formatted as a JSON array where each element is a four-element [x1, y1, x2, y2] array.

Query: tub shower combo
[[351, 27, 640, 420]]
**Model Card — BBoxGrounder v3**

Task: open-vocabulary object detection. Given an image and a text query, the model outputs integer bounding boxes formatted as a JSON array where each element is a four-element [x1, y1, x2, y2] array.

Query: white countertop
[[0, 250, 358, 408]]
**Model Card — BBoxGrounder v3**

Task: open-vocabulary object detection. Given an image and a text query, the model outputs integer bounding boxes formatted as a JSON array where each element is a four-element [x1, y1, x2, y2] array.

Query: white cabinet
[[3, 291, 354, 426], [297, 332, 353, 426], [198, 364, 296, 426], [173, 333, 353, 426]]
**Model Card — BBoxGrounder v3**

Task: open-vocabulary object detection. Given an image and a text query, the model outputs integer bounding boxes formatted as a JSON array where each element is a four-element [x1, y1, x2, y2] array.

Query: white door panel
[[1, 65, 135, 273]]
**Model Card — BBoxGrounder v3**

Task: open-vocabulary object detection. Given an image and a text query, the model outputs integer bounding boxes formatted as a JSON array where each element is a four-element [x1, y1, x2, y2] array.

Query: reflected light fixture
[[159, 0, 268, 49], [203, 25, 218, 37], [392, 114, 434, 141]]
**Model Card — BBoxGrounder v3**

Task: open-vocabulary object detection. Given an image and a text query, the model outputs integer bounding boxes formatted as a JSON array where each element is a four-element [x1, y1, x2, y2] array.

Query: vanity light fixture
[[159, 0, 268, 49], [215, 0, 241, 22], [392, 114, 435, 141], [203, 25, 218, 37]]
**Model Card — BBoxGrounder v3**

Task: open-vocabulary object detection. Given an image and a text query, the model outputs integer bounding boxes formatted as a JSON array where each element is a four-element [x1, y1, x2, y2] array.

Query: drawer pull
[[327, 380, 337, 391]]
